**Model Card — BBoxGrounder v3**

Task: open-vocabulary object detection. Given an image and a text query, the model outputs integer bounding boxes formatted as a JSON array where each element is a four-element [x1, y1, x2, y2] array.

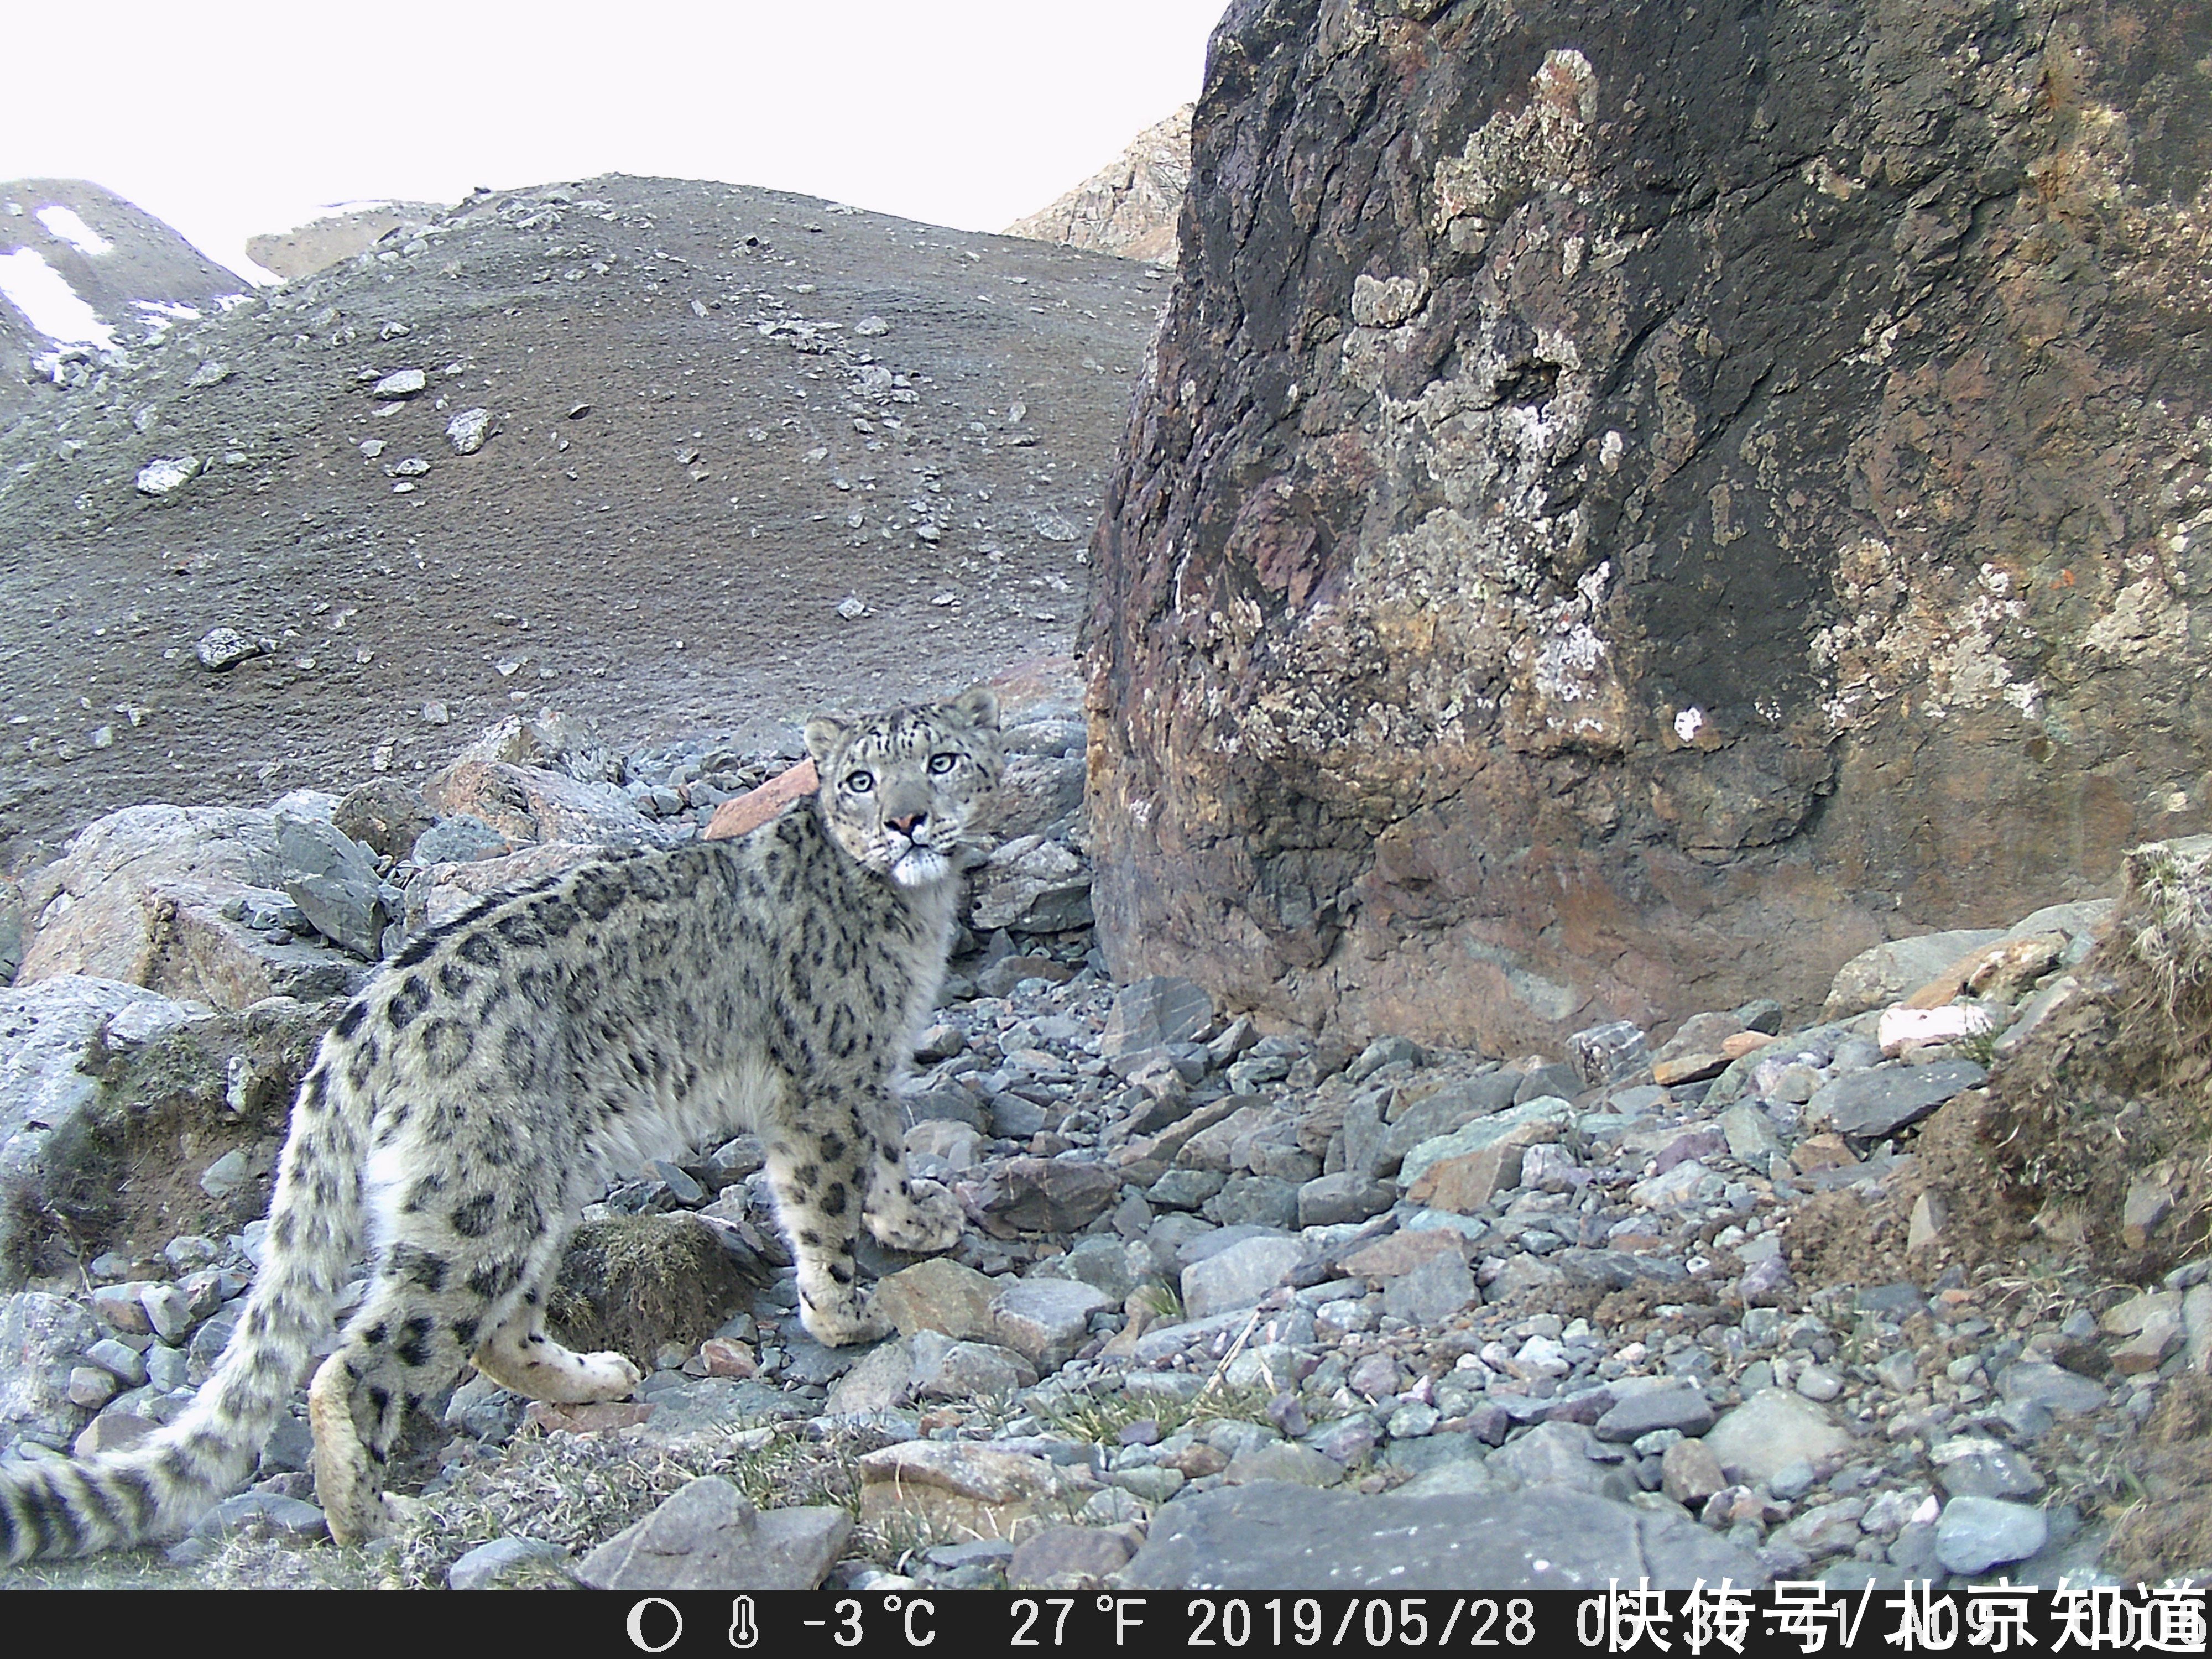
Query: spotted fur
[[0, 688, 1001, 1559]]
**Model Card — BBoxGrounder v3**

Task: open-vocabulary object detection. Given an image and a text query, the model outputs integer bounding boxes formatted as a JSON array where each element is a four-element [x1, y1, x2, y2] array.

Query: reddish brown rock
[[697, 1338, 758, 1379], [524, 1400, 656, 1434], [705, 759, 819, 841], [1084, 0, 2212, 1053], [1652, 1052, 1731, 1087], [1792, 1134, 1860, 1175], [15, 804, 371, 1008], [1339, 1229, 1461, 1281], [1405, 1142, 1529, 1213]]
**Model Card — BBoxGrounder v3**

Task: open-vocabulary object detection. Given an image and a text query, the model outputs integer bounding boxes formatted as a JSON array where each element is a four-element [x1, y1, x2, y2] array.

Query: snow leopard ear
[[804, 713, 852, 765], [946, 686, 1000, 732]]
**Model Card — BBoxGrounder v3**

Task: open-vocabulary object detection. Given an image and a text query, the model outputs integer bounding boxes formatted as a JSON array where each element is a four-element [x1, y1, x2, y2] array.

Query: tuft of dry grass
[[1042, 1379, 1277, 1447], [190, 1413, 894, 1590]]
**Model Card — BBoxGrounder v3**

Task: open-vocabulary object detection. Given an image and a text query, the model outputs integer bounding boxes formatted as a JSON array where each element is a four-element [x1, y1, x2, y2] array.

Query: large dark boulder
[[1085, 0, 2212, 1051]]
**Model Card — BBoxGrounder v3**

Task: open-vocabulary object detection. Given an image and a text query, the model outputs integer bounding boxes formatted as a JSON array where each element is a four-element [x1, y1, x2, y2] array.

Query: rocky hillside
[[0, 175, 1165, 870], [1006, 107, 1191, 265], [1084, 0, 2212, 1056], [0, 180, 245, 421], [0, 690, 2188, 1587]]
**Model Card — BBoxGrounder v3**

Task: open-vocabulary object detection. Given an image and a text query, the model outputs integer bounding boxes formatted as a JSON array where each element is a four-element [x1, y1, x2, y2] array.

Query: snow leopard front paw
[[799, 1288, 893, 1348], [867, 1177, 962, 1254]]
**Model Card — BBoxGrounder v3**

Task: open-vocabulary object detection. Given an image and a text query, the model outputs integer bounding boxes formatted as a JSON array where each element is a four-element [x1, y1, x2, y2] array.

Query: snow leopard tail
[[0, 1037, 371, 1562]]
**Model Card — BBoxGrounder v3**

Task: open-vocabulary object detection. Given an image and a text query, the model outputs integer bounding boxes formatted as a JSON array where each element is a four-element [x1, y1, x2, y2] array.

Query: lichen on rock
[[1086, 0, 2212, 1051]]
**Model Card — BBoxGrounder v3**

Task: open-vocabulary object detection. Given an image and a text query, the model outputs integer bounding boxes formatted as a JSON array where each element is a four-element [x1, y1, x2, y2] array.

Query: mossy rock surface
[[547, 1213, 757, 1364], [9, 997, 337, 1284]]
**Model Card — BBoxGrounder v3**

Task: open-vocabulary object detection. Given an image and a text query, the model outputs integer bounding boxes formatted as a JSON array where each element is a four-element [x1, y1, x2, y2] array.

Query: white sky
[[1, 1, 1223, 282]]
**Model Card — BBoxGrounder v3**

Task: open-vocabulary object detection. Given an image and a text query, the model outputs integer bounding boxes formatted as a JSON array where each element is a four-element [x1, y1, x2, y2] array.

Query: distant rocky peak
[[1005, 105, 1191, 267], [246, 201, 450, 283]]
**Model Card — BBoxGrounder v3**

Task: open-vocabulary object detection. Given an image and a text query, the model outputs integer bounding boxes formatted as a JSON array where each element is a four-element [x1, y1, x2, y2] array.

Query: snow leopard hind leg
[[307, 1191, 635, 1545]]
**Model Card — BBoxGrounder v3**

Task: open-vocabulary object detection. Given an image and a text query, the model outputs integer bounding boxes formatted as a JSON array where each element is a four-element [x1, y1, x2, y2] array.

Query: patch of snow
[[34, 205, 113, 258], [1673, 707, 1704, 743], [0, 248, 117, 348], [134, 300, 204, 321]]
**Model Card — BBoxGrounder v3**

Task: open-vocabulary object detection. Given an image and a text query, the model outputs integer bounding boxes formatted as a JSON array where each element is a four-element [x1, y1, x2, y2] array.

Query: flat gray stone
[[186, 1307, 240, 1386], [196, 1491, 328, 1540], [1824, 930, 2007, 1017], [576, 1475, 851, 1590], [2005, 899, 2112, 942], [1487, 1420, 1632, 1498], [1297, 1171, 1396, 1228], [1935, 1495, 2049, 1575], [0, 1291, 101, 1439], [1593, 1379, 1715, 1443], [1702, 1389, 1850, 1483], [1147, 1167, 1225, 1209], [1380, 1250, 1476, 1324], [1224, 1441, 1344, 1486], [448, 1535, 568, 1588], [1122, 1481, 1767, 1589], [1103, 976, 1213, 1061], [908, 1332, 1037, 1400], [446, 408, 494, 455], [275, 814, 389, 959], [140, 1282, 191, 1342], [1029, 1235, 1139, 1304], [84, 1337, 150, 1386], [630, 1378, 792, 1445], [1806, 1060, 1986, 1138], [1399, 1097, 1574, 1190], [1204, 1173, 1301, 1229], [870, 1257, 1001, 1342], [1181, 1234, 1306, 1321], [1396, 1457, 1506, 1498], [197, 1147, 254, 1199], [1719, 1103, 1786, 1162], [1131, 1300, 1316, 1365], [445, 1374, 525, 1443], [1347, 1036, 1424, 1083], [1007, 1524, 1136, 1588], [1995, 1360, 2107, 1416], [413, 814, 510, 865], [136, 455, 201, 495], [1930, 1436, 2044, 1500], [992, 1278, 1112, 1369], [1350, 1072, 1524, 1178], [824, 1338, 915, 1415]]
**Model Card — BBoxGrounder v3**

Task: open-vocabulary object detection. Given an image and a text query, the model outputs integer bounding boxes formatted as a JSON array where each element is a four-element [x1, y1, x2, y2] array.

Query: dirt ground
[[0, 175, 1167, 870]]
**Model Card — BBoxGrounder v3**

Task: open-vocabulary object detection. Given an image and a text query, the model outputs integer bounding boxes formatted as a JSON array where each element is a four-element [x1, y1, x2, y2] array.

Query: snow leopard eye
[[844, 770, 875, 794], [928, 752, 959, 775]]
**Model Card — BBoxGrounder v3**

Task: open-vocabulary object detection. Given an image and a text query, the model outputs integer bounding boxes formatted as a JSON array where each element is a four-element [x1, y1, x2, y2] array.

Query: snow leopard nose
[[889, 811, 927, 837]]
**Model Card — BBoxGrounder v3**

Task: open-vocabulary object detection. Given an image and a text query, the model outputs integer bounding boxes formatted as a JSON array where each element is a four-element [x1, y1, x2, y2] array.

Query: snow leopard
[[0, 686, 1002, 1559]]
